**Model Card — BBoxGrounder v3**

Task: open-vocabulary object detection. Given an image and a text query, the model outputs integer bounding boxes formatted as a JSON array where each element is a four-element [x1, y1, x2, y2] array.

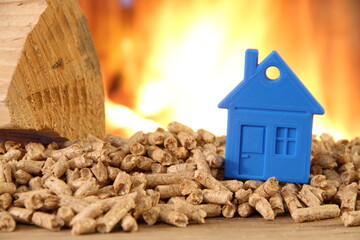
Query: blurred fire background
[[78, 0, 359, 140]]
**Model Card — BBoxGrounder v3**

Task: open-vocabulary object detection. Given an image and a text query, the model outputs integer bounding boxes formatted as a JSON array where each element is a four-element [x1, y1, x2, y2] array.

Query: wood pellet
[[0, 123, 359, 235]]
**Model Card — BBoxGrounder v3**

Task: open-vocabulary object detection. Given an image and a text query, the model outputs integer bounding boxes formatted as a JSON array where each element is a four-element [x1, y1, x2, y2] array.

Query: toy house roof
[[218, 49, 324, 114]]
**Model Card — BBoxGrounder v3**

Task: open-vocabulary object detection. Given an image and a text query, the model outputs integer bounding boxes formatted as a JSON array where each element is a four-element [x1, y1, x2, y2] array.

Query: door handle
[[241, 154, 250, 159]]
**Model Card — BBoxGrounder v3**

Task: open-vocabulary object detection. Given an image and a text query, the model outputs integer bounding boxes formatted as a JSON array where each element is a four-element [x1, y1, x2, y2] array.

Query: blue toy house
[[218, 49, 324, 183]]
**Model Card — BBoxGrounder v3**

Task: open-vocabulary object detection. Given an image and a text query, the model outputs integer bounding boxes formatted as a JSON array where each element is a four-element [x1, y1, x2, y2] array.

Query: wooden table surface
[[2, 215, 359, 240]]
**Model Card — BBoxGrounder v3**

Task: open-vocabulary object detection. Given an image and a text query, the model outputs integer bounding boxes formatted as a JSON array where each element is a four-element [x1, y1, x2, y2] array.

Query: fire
[[105, 99, 160, 137], [79, 0, 360, 140]]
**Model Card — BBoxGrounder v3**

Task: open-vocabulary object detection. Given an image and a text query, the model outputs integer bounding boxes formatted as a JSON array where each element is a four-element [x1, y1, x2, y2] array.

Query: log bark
[[0, 0, 105, 142]]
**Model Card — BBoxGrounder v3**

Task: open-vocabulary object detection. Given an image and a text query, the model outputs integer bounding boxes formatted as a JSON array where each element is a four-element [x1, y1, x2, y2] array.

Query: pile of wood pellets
[[0, 121, 359, 234]]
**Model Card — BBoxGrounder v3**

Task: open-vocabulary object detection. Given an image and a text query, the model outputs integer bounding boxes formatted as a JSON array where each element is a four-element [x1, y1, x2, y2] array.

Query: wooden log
[[0, 0, 105, 142]]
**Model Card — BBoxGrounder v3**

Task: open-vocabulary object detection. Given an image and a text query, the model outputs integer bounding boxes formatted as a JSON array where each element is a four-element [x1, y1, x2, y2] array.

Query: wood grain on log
[[0, 0, 105, 141]]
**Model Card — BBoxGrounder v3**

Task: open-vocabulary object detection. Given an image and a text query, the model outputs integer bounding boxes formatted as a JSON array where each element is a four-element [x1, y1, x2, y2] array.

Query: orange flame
[[79, 0, 360, 140]]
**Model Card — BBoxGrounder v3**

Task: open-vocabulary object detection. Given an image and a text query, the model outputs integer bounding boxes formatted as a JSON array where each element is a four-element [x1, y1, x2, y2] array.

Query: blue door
[[239, 125, 265, 178]]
